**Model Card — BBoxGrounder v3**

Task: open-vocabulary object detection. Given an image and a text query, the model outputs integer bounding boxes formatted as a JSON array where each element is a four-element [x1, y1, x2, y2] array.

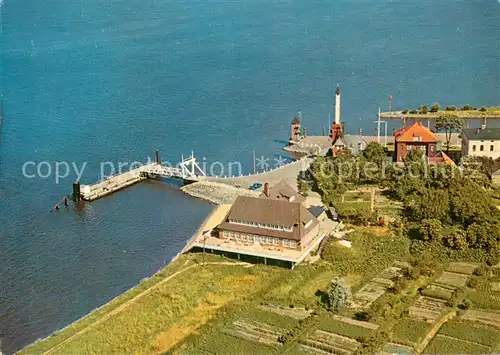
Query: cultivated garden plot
[[351, 264, 404, 309], [433, 271, 469, 290], [317, 315, 377, 339], [224, 320, 284, 346], [408, 296, 448, 322], [257, 304, 313, 320], [462, 309, 500, 328], [299, 330, 361, 355], [438, 319, 500, 349], [444, 262, 479, 275], [422, 269, 474, 301], [391, 317, 432, 348], [424, 334, 491, 354]]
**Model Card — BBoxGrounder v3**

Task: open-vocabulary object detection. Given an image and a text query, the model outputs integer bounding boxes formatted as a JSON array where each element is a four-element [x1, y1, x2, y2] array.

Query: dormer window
[[413, 136, 421, 142]]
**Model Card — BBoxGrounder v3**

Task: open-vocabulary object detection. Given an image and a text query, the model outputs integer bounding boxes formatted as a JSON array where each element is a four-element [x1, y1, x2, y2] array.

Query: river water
[[1, 0, 498, 352]]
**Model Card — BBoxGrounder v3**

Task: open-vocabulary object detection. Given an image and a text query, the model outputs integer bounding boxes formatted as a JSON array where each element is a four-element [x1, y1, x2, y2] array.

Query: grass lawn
[[439, 320, 500, 347], [20, 255, 287, 355], [391, 318, 431, 346], [424, 334, 491, 354]]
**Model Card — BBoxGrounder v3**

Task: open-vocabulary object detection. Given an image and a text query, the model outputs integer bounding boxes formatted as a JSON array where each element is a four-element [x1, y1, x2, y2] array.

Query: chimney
[[264, 182, 270, 197]]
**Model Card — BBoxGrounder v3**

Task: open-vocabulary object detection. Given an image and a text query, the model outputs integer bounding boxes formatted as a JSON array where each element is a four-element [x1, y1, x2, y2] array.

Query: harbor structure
[[461, 128, 500, 160], [394, 122, 439, 162]]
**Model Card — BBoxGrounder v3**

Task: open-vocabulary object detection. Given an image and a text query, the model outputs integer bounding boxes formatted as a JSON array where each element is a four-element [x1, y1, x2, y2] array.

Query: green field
[[391, 318, 432, 346], [439, 320, 500, 347], [316, 316, 375, 339], [424, 335, 491, 354]]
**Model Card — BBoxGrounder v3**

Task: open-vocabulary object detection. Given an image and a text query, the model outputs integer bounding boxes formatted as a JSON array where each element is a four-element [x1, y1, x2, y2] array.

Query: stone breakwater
[[181, 180, 260, 205]]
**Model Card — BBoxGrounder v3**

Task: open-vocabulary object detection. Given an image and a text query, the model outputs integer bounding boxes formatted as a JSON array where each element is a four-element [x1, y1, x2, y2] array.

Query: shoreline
[[17, 207, 220, 354]]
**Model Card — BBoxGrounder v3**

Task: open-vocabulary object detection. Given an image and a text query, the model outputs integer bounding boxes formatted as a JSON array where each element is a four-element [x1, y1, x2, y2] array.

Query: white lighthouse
[[335, 86, 341, 124], [330, 85, 344, 142]]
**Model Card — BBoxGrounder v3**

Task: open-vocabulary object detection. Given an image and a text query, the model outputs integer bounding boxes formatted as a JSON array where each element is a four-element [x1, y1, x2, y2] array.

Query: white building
[[461, 128, 500, 159]]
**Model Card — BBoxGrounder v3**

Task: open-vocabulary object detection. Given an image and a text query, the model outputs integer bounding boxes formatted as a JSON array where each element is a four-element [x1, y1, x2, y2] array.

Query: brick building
[[394, 122, 439, 162]]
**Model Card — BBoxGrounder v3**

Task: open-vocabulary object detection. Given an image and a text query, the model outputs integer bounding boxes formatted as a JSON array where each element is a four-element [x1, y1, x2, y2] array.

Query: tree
[[328, 277, 351, 312], [443, 227, 468, 251], [404, 189, 450, 223], [298, 179, 309, 196], [435, 114, 463, 153], [480, 106, 487, 112], [462, 104, 473, 111], [420, 105, 429, 114], [445, 105, 457, 111], [419, 219, 444, 242], [430, 103, 440, 112]]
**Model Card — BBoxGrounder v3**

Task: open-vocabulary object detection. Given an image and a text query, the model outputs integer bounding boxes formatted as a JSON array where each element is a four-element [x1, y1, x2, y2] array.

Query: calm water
[[1, 0, 498, 352]]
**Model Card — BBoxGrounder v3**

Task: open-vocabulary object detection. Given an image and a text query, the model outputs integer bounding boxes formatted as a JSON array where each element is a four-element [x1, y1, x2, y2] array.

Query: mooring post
[[155, 150, 161, 165], [72, 181, 81, 202]]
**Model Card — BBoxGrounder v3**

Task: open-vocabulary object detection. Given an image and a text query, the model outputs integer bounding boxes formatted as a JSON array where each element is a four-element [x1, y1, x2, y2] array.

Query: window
[[473, 145, 476, 152], [289, 241, 297, 248], [413, 136, 421, 142], [480, 145, 484, 151], [491, 145, 494, 152]]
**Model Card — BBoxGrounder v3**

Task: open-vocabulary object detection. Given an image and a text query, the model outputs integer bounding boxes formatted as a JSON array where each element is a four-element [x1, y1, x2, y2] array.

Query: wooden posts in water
[[72, 181, 81, 202], [155, 150, 161, 165]]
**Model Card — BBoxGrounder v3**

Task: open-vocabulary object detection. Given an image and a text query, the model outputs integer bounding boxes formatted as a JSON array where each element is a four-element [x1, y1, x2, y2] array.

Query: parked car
[[248, 183, 262, 191]]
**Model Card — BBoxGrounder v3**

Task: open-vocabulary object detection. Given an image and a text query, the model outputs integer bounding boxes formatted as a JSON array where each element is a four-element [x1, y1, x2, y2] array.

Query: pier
[[75, 153, 206, 202]]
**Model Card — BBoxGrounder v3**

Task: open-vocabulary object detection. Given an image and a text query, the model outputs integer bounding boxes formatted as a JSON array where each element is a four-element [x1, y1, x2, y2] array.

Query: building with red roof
[[394, 122, 439, 162]]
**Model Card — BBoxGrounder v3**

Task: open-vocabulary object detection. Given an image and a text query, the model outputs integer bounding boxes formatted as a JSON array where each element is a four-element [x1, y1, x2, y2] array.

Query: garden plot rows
[[422, 263, 478, 301], [257, 304, 313, 320], [351, 263, 406, 309], [462, 309, 500, 328], [299, 330, 361, 355], [408, 296, 447, 322], [223, 320, 284, 346], [424, 319, 500, 354]]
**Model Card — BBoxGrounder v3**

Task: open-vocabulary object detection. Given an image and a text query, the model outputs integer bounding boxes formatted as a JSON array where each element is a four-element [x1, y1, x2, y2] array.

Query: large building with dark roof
[[216, 195, 320, 251], [462, 128, 500, 159]]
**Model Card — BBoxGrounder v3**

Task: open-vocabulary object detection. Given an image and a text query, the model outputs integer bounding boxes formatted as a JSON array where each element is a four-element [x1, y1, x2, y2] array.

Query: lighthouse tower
[[330, 86, 344, 142]]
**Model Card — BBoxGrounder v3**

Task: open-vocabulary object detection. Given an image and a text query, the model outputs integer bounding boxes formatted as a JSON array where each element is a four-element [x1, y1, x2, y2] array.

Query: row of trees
[[401, 104, 487, 114]]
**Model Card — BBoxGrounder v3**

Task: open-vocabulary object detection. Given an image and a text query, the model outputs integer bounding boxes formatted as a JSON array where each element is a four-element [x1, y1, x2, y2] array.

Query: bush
[[430, 103, 440, 112], [480, 106, 487, 112], [473, 264, 490, 277], [402, 109, 408, 114], [445, 105, 457, 111], [409, 109, 418, 114], [420, 105, 429, 114], [336, 204, 377, 226], [354, 311, 372, 322], [462, 104, 473, 111]]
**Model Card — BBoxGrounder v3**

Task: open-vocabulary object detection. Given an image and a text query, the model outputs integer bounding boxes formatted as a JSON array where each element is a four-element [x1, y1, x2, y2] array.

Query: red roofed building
[[394, 122, 439, 162]]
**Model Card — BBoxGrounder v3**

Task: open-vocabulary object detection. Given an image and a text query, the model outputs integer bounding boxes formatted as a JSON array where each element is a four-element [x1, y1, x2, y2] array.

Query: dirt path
[[43, 260, 250, 355]]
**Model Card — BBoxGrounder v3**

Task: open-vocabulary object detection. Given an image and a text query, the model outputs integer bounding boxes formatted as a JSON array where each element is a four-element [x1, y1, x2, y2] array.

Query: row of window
[[224, 231, 297, 248], [472, 144, 494, 152], [229, 219, 293, 232]]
